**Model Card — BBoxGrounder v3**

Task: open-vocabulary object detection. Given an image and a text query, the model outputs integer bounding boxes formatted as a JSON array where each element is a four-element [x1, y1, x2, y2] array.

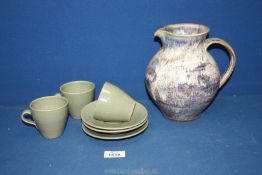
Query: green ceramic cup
[[94, 82, 136, 122], [56, 81, 95, 119], [21, 96, 69, 139]]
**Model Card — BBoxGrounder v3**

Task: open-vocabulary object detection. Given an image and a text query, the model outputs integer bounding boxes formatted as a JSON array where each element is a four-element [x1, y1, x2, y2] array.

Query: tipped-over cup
[[94, 82, 136, 122]]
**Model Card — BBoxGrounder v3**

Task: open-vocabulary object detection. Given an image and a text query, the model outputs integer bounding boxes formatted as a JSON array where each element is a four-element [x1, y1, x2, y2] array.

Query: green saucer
[[82, 120, 149, 140], [82, 117, 147, 134], [81, 101, 148, 130]]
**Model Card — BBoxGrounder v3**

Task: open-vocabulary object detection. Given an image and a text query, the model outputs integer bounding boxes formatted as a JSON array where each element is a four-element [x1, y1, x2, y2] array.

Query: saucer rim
[[81, 120, 149, 140], [81, 101, 148, 130], [82, 117, 148, 134]]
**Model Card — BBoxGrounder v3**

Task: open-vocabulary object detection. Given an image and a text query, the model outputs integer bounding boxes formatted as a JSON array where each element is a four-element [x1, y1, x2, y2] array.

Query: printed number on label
[[104, 151, 125, 158]]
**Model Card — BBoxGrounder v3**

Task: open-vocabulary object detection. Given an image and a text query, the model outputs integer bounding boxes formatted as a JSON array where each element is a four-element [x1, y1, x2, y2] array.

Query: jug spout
[[154, 28, 165, 38], [154, 28, 169, 45]]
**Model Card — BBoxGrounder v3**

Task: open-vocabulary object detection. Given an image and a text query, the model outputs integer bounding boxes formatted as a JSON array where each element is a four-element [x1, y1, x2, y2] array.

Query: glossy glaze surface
[[82, 121, 148, 140], [81, 101, 148, 130], [146, 23, 236, 121], [94, 82, 136, 122], [59, 81, 95, 119], [21, 96, 69, 139]]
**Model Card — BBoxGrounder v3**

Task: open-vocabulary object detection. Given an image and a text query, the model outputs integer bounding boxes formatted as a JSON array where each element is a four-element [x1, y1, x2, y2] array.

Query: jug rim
[[158, 23, 210, 38]]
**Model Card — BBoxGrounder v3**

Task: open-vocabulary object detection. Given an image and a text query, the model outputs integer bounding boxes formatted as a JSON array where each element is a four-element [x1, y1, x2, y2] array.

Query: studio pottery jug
[[145, 23, 236, 121]]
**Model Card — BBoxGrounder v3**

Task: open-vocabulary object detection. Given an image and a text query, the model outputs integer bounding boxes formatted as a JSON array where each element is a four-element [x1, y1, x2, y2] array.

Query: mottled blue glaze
[[146, 24, 222, 121]]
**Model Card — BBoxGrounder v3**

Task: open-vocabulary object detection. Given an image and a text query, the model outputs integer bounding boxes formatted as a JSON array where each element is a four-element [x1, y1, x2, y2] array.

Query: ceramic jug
[[145, 23, 236, 121]]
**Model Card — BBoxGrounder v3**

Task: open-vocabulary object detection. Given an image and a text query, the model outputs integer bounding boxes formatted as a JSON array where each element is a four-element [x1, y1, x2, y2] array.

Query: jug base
[[163, 113, 201, 122]]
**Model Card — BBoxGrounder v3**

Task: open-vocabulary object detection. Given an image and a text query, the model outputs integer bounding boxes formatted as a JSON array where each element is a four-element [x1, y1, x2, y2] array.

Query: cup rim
[[29, 96, 68, 112], [163, 23, 210, 38], [94, 82, 136, 122], [60, 80, 95, 95], [96, 81, 110, 103], [95, 82, 110, 115]]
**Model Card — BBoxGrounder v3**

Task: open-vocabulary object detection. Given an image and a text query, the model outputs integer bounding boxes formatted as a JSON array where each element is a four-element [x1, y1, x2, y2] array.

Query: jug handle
[[205, 38, 236, 88]]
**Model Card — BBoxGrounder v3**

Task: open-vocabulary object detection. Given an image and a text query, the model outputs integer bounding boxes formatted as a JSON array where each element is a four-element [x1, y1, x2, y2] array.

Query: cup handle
[[205, 38, 236, 88], [21, 109, 36, 127], [54, 93, 62, 97]]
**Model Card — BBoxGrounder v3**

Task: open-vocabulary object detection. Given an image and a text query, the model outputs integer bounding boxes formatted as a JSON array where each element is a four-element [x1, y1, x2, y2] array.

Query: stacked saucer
[[80, 82, 148, 140], [81, 101, 148, 140]]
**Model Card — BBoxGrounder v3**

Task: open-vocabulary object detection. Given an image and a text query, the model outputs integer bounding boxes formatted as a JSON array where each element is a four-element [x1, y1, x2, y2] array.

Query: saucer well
[[82, 120, 149, 140], [81, 101, 148, 130]]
